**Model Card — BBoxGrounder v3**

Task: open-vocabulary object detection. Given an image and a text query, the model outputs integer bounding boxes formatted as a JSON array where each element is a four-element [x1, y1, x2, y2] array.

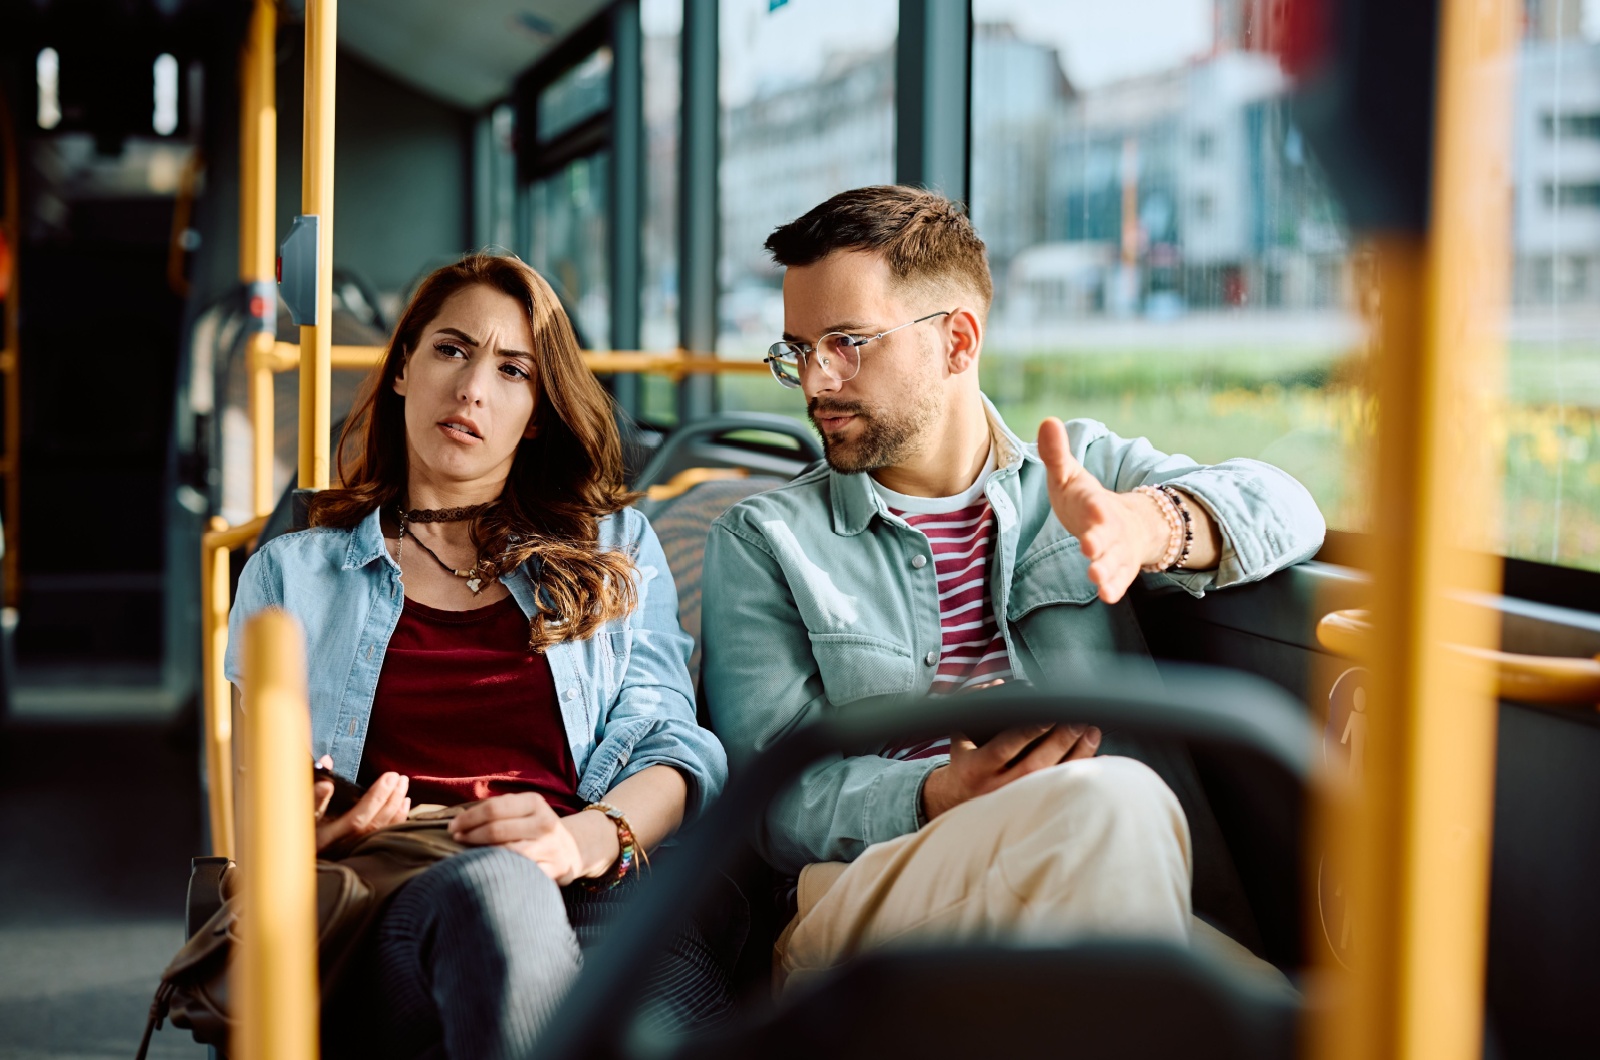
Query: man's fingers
[[1064, 727, 1102, 762], [1035, 418, 1081, 489], [1013, 724, 1090, 775], [980, 723, 1054, 765]]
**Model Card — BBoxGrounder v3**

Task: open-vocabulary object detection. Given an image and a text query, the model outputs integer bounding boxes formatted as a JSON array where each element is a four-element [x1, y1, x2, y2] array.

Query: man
[[700, 185, 1324, 987]]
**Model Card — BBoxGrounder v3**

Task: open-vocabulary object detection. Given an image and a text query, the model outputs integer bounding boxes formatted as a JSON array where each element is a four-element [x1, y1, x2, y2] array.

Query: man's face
[[781, 250, 947, 474]]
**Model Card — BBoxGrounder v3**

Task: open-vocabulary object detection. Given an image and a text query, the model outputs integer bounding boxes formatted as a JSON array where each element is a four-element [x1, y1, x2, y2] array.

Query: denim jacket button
[[924, 651, 938, 666], [563, 686, 578, 701], [911, 554, 928, 570]]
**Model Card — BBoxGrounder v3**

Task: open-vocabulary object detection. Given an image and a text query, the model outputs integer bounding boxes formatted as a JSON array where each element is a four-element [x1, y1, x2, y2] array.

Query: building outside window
[[971, 0, 1367, 532], [716, 0, 897, 415]]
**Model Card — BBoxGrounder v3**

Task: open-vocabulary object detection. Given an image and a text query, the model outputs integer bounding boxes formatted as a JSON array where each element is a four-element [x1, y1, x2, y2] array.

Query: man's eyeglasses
[[764, 310, 953, 389]]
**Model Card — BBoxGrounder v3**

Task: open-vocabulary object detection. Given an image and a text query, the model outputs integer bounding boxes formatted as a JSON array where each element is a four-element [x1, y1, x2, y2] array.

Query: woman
[[224, 253, 730, 1058]]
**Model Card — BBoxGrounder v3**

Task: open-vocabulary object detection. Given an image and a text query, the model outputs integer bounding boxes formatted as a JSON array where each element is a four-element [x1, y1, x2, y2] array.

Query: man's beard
[[807, 396, 930, 474]]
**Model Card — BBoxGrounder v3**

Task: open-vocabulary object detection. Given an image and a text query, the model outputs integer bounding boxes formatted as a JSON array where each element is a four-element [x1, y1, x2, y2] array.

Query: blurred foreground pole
[[1308, 0, 1518, 1057], [236, 609, 319, 1060]]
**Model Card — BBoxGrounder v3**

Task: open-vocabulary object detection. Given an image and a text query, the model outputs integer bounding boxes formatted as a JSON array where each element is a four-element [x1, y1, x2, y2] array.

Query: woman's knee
[[401, 846, 570, 940]]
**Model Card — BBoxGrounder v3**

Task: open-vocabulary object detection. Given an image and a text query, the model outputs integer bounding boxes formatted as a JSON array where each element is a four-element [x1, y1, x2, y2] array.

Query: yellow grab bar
[[1318, 608, 1600, 707], [237, 608, 319, 1060], [259, 341, 773, 379], [199, 514, 267, 858], [644, 466, 749, 502]]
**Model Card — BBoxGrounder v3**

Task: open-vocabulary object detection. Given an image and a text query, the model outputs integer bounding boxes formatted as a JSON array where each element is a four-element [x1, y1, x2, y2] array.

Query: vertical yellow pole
[[0, 85, 21, 607], [1310, 2, 1518, 1057], [241, 0, 278, 517], [236, 608, 319, 1060], [299, 0, 336, 490], [200, 522, 237, 859]]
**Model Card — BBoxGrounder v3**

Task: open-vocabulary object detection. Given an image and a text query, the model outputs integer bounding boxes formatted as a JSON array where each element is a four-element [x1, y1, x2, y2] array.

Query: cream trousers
[[775, 756, 1195, 991]]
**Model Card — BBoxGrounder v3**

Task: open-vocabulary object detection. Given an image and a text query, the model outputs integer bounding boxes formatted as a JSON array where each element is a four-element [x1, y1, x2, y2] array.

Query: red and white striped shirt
[[873, 455, 1013, 761]]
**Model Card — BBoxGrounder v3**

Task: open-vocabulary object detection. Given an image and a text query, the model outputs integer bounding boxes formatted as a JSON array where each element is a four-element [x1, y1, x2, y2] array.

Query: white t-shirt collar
[[869, 447, 998, 515]]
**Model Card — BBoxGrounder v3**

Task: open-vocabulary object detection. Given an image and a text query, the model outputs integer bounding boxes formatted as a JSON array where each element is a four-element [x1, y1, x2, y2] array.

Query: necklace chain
[[396, 509, 486, 593]]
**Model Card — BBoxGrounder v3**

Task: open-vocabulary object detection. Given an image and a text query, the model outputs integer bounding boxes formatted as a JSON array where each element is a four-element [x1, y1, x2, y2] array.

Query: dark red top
[[358, 594, 584, 813]]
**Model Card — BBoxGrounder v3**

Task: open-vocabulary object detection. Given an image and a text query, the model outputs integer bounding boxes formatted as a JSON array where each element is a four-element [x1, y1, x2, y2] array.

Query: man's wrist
[[1130, 489, 1177, 568], [919, 764, 956, 824]]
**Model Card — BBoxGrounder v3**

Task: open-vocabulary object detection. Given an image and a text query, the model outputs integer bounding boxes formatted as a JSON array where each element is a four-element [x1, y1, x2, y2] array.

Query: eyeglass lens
[[767, 333, 861, 389]]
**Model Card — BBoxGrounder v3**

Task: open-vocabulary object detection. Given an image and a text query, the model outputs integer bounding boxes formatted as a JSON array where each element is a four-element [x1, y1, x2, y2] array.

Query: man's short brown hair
[[764, 185, 993, 316]]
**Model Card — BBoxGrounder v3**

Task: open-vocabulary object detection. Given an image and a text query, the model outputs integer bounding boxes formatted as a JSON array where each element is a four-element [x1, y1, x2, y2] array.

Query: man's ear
[[945, 307, 983, 375], [391, 347, 410, 397]]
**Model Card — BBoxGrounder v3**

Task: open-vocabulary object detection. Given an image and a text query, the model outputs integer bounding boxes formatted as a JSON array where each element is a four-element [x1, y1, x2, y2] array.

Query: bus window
[[715, 0, 899, 419], [529, 150, 612, 351], [969, 1, 1368, 534], [642, 0, 683, 427], [1507, 16, 1600, 571]]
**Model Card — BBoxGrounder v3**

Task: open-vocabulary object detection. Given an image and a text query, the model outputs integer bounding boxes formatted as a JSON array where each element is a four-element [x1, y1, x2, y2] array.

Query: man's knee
[[995, 756, 1190, 862]]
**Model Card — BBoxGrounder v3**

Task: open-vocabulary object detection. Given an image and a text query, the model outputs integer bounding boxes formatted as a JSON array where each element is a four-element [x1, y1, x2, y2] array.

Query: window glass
[[641, 0, 683, 426], [1509, 13, 1600, 569], [970, 2, 1369, 531], [529, 151, 611, 350], [538, 46, 613, 144], [716, 0, 898, 416]]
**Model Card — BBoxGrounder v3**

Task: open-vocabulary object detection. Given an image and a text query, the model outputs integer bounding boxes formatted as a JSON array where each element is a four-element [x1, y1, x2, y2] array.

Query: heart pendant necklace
[[399, 510, 488, 594]]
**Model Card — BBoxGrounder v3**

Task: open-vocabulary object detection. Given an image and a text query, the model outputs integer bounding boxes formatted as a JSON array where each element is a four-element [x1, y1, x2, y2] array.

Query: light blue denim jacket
[[701, 397, 1326, 874], [224, 505, 727, 817]]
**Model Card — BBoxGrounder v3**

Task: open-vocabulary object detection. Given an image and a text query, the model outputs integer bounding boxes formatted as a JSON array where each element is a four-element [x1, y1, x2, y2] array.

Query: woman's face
[[393, 284, 538, 493]]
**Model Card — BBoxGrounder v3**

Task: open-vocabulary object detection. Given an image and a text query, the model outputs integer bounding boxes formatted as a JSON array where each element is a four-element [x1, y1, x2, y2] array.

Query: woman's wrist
[[563, 808, 622, 878]]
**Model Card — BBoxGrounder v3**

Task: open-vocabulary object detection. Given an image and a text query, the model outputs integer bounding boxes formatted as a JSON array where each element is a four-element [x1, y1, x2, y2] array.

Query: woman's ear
[[391, 348, 410, 397]]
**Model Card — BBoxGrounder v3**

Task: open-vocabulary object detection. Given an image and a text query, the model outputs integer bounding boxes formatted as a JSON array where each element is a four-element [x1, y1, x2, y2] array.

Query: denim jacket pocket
[[807, 632, 920, 705], [1009, 537, 1099, 621]]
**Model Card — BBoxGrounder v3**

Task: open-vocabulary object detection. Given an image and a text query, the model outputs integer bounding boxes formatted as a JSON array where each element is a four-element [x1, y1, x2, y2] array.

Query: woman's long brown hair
[[308, 253, 638, 650]]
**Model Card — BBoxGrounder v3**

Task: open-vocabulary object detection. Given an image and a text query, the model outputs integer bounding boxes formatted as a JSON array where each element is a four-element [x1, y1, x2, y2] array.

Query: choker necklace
[[397, 509, 488, 593], [399, 501, 495, 524]]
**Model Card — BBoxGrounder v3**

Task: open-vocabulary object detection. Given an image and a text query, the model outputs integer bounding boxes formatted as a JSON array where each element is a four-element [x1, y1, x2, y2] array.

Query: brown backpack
[[137, 810, 467, 1059]]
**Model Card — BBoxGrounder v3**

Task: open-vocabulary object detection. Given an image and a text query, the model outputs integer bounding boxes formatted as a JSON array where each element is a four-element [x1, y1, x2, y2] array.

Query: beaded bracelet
[[1159, 485, 1196, 569], [1134, 485, 1185, 572], [579, 802, 650, 891]]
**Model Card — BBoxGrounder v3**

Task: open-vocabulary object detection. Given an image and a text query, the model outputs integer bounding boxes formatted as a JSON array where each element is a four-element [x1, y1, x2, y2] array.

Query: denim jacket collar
[[342, 506, 395, 572], [828, 394, 1035, 537]]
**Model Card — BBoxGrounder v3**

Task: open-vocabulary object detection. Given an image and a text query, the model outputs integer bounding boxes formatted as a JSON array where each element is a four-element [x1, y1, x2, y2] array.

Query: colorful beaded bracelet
[[579, 802, 649, 891], [1159, 485, 1196, 570]]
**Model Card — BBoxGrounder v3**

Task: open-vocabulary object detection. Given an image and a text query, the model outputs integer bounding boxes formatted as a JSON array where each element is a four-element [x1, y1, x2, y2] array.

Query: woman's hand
[[448, 793, 621, 886], [314, 755, 410, 854]]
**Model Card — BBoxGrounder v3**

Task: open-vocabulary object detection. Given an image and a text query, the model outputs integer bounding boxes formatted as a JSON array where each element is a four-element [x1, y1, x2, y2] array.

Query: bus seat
[[632, 413, 822, 491], [536, 666, 1314, 1060], [638, 474, 789, 696], [686, 942, 1297, 1060]]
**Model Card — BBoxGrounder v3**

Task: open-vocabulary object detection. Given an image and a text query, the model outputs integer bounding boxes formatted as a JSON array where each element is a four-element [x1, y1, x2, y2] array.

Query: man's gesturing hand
[[1036, 417, 1168, 605]]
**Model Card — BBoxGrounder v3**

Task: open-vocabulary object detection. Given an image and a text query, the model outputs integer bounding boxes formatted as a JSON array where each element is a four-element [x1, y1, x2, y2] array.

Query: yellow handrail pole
[[1, 83, 21, 607], [1308, 3, 1518, 1058], [237, 608, 319, 1060], [241, 0, 278, 517], [198, 515, 266, 858], [299, 0, 336, 490]]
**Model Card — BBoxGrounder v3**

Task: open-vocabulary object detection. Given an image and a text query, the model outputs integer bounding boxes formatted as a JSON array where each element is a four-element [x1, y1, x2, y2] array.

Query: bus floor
[[0, 712, 207, 1058]]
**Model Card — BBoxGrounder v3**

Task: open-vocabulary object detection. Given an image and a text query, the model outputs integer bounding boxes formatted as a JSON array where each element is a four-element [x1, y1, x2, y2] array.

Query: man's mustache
[[807, 400, 869, 420]]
